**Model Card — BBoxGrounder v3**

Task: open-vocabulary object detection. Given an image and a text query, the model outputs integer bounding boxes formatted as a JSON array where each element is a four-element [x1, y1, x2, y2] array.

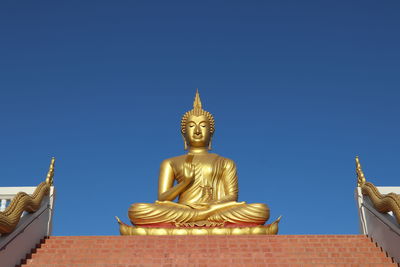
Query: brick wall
[[21, 235, 397, 266]]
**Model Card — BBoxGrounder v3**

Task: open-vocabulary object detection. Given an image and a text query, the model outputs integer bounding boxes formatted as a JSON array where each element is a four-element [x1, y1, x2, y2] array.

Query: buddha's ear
[[182, 134, 188, 150], [208, 137, 212, 151]]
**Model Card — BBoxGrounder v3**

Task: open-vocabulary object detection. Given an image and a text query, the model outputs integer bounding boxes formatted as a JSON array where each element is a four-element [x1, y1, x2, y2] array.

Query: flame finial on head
[[193, 88, 202, 115], [181, 89, 215, 134]]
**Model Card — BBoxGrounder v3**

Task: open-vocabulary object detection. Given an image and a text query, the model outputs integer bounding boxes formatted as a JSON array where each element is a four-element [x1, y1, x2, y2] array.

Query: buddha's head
[[181, 90, 215, 150]]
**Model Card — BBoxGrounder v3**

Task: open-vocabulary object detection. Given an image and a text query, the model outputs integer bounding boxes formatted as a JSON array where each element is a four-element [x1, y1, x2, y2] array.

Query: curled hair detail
[[181, 110, 215, 134]]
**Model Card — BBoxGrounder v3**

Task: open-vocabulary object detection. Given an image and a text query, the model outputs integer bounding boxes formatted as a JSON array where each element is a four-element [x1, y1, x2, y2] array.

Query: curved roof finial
[[355, 156, 366, 187]]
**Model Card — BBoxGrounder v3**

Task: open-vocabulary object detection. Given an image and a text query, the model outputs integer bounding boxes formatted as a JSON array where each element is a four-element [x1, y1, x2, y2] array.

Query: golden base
[[116, 216, 281, 235]]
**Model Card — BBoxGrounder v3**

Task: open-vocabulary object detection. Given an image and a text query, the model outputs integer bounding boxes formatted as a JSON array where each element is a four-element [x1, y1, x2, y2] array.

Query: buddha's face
[[184, 115, 212, 148]]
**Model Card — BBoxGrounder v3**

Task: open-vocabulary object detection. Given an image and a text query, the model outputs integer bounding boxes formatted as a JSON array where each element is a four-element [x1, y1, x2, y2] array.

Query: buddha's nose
[[195, 125, 201, 135]]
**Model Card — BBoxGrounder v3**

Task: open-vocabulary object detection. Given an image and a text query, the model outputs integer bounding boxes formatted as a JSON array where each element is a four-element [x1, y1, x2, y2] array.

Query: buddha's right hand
[[183, 162, 195, 184]]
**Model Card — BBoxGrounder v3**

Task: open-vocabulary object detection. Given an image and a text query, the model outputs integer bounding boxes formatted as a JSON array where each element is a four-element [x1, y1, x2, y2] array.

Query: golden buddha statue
[[117, 90, 280, 235]]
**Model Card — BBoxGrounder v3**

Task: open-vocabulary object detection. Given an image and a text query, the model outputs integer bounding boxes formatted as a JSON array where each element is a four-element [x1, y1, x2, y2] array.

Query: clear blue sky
[[1, 1, 399, 235]]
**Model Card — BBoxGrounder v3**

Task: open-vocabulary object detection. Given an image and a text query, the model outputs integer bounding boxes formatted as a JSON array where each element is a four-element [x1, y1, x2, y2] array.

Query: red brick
[[20, 235, 397, 267]]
